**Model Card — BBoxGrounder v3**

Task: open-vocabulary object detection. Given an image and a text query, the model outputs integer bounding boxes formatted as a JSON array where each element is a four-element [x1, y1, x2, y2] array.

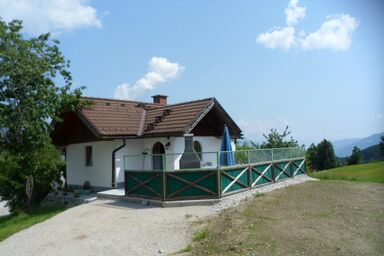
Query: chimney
[[152, 95, 168, 105], [179, 134, 201, 169]]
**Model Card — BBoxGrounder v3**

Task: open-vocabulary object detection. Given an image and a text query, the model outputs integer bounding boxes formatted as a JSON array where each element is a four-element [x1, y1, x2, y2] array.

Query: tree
[[306, 143, 318, 170], [380, 136, 384, 156], [235, 140, 260, 164], [316, 139, 337, 170], [0, 20, 84, 213], [347, 146, 361, 165], [236, 140, 259, 151], [261, 126, 299, 148], [306, 139, 337, 171]]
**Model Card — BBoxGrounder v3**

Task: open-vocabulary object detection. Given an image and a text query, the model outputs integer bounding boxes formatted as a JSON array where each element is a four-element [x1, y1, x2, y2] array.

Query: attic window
[[163, 109, 172, 116], [105, 103, 111, 106], [121, 104, 125, 107], [136, 103, 146, 108], [85, 146, 93, 166]]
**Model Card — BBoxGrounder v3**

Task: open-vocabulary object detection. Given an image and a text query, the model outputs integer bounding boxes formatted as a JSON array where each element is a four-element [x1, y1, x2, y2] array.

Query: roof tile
[[79, 97, 214, 137]]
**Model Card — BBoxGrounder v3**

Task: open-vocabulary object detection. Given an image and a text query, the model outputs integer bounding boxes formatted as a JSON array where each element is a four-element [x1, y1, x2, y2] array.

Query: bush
[[0, 145, 64, 213]]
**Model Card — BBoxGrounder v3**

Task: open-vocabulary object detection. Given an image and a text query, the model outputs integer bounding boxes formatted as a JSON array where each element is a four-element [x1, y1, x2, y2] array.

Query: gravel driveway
[[0, 200, 211, 256], [0, 175, 314, 256]]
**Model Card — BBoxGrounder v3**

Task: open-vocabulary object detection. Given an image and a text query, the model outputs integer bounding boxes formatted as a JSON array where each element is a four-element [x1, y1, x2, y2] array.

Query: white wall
[[67, 139, 151, 188], [66, 141, 115, 188], [66, 135, 237, 188], [115, 139, 142, 184], [196, 136, 221, 167], [170, 136, 236, 169]]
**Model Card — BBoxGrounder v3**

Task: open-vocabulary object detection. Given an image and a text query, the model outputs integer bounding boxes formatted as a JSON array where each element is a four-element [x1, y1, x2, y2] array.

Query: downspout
[[112, 139, 126, 188]]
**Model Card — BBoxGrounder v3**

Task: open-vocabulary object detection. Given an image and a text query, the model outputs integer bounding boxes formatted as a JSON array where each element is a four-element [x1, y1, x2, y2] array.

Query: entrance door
[[152, 142, 165, 170]]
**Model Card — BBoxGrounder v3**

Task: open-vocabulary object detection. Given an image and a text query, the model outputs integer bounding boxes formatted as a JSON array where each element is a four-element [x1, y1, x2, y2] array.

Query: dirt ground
[[191, 180, 384, 255]]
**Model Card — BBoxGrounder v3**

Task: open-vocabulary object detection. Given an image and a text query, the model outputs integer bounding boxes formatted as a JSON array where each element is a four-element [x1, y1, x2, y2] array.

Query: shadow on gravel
[[93, 200, 157, 210]]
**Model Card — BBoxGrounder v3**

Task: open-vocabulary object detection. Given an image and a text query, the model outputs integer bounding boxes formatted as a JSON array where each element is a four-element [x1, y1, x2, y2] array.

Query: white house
[[51, 95, 242, 191]]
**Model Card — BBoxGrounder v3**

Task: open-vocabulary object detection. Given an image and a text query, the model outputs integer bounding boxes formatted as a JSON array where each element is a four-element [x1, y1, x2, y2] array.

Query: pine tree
[[314, 139, 337, 170]]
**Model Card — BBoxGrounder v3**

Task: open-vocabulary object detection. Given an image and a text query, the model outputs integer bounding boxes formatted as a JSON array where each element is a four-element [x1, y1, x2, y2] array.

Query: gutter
[[112, 139, 126, 188]]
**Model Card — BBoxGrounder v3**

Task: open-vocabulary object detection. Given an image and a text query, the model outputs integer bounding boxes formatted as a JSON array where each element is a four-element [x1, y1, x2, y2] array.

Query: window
[[194, 141, 202, 160], [152, 142, 165, 170], [85, 146, 93, 166]]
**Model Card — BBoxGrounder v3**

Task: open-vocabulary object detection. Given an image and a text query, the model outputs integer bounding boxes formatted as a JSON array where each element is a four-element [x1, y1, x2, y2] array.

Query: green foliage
[[236, 140, 259, 150], [306, 139, 337, 171], [193, 227, 209, 241], [305, 143, 317, 170], [177, 244, 192, 253], [254, 192, 265, 197], [0, 20, 84, 213], [360, 144, 384, 162], [380, 136, 384, 155], [348, 146, 362, 165], [261, 126, 299, 149], [235, 140, 259, 164]]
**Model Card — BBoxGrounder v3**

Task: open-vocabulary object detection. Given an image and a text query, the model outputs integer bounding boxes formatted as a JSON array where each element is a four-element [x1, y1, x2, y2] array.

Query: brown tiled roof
[[143, 98, 214, 135], [78, 97, 217, 137]]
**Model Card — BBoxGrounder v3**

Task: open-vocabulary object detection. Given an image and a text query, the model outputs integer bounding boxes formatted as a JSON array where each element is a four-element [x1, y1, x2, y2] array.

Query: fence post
[[271, 148, 274, 161], [124, 170, 127, 196], [248, 165, 252, 189], [162, 170, 166, 201], [272, 162, 276, 183], [216, 152, 221, 198], [217, 168, 221, 198], [290, 147, 293, 159], [247, 150, 250, 165], [163, 154, 167, 171], [162, 154, 166, 201]]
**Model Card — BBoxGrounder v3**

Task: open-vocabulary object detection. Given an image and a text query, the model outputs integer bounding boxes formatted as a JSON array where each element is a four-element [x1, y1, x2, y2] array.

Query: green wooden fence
[[165, 169, 218, 200], [125, 157, 306, 200]]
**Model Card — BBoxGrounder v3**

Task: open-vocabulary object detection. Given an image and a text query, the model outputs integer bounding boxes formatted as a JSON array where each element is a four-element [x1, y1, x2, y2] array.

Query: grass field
[[309, 161, 384, 183], [188, 181, 384, 255], [0, 206, 66, 242], [187, 162, 384, 255]]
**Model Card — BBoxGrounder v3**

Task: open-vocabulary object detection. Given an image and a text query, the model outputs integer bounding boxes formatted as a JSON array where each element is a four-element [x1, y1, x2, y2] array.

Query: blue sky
[[1, 0, 383, 145]]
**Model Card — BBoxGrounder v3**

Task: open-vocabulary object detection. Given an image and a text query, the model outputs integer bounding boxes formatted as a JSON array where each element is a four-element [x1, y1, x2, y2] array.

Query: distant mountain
[[333, 132, 384, 157], [361, 144, 384, 162]]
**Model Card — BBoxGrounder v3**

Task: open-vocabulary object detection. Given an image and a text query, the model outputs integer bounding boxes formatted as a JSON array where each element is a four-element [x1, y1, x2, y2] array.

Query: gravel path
[[0, 175, 315, 256], [211, 175, 318, 213]]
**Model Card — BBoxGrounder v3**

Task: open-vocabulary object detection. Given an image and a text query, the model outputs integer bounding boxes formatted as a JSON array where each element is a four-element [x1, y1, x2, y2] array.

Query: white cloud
[[0, 0, 101, 35], [256, 26, 295, 50], [300, 14, 359, 50], [114, 57, 185, 100], [285, 0, 306, 26], [257, 1, 358, 51], [238, 117, 290, 139]]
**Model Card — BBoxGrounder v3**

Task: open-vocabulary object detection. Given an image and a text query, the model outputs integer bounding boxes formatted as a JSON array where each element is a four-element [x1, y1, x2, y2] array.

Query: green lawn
[[188, 181, 384, 255], [308, 161, 384, 183], [0, 206, 66, 242]]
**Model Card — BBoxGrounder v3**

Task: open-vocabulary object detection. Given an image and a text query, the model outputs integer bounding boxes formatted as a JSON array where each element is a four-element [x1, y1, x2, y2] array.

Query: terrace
[[123, 147, 306, 201]]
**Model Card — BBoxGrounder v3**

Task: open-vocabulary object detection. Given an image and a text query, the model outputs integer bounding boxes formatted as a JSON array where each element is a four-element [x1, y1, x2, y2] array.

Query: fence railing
[[124, 147, 305, 171], [124, 157, 306, 201]]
